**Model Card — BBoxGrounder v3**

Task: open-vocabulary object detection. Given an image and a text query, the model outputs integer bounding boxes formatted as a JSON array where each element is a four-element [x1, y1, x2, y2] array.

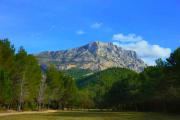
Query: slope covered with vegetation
[[77, 48, 180, 112], [63, 68, 93, 80], [77, 68, 138, 108], [0, 38, 180, 113]]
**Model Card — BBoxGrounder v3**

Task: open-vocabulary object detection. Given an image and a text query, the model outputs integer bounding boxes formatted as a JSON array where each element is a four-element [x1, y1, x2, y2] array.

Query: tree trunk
[[37, 74, 46, 111], [18, 72, 25, 112]]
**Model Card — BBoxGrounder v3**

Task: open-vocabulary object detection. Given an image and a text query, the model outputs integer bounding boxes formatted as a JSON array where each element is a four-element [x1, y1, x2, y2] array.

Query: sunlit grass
[[0, 111, 180, 120]]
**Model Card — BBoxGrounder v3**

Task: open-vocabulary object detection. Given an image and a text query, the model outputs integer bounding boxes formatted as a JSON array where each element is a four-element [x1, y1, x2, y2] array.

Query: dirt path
[[0, 110, 58, 117]]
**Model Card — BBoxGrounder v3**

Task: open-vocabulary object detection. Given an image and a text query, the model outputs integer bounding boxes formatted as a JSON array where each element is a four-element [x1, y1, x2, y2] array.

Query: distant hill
[[77, 67, 138, 88], [76, 67, 138, 106], [36, 41, 146, 72], [63, 68, 93, 80]]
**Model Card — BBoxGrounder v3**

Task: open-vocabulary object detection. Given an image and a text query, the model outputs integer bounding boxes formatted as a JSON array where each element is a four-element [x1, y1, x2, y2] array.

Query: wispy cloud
[[91, 22, 103, 29], [113, 33, 142, 42], [49, 25, 56, 31], [113, 33, 171, 65], [76, 30, 85, 35]]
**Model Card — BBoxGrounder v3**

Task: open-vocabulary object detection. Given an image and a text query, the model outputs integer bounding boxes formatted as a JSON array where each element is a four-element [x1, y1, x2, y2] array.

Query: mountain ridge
[[36, 41, 147, 72]]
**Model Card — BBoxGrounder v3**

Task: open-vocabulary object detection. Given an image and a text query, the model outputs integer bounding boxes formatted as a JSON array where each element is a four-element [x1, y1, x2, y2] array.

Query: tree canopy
[[0, 38, 180, 113]]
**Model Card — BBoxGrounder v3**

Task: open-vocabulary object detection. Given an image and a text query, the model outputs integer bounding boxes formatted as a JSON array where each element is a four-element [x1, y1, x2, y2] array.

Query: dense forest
[[0, 39, 78, 111], [0, 39, 180, 113]]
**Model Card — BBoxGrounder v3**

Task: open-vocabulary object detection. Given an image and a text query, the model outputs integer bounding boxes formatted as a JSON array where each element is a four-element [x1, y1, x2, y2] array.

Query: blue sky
[[0, 0, 180, 64]]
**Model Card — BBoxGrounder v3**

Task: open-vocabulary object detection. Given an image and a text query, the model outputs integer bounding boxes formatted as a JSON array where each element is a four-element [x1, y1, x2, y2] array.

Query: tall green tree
[[62, 75, 77, 109], [24, 55, 42, 110], [14, 47, 28, 111], [45, 65, 64, 109], [165, 48, 180, 112], [14, 47, 42, 111], [0, 39, 15, 73], [0, 39, 14, 109], [0, 69, 13, 109]]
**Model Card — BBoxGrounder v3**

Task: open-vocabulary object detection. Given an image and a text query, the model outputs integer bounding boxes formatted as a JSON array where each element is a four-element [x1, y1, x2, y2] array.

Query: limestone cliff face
[[36, 41, 147, 72]]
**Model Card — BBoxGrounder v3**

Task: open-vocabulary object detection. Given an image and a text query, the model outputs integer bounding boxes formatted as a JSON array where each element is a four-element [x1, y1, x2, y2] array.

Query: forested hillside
[[77, 52, 180, 112], [0, 38, 180, 113], [64, 68, 93, 80]]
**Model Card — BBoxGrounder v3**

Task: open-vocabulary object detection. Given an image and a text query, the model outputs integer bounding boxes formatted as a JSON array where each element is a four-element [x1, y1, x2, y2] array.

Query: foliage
[[64, 68, 93, 80], [78, 67, 138, 108], [0, 38, 180, 113], [0, 39, 79, 110]]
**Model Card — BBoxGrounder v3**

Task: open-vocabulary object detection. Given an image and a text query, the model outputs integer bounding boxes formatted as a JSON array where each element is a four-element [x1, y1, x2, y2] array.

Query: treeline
[[0, 38, 180, 113], [78, 48, 180, 113], [0, 39, 79, 111]]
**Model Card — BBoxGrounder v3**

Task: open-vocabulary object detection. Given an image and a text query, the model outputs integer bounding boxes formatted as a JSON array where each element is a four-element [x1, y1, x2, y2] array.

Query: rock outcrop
[[36, 41, 147, 72]]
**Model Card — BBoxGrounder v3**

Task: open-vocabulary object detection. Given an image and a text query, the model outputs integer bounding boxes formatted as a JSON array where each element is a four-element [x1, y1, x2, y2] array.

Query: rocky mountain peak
[[36, 41, 147, 72], [81, 41, 119, 55], [87, 41, 115, 49]]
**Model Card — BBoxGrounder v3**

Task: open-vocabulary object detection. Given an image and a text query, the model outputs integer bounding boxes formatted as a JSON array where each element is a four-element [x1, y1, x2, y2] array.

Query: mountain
[[36, 41, 146, 72]]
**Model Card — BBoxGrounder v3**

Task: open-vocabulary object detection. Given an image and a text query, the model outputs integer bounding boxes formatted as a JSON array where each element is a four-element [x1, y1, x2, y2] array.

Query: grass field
[[0, 111, 180, 120]]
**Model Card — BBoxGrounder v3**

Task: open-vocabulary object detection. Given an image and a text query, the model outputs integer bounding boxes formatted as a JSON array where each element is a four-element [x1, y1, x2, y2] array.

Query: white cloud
[[113, 33, 143, 42], [113, 33, 171, 65], [76, 30, 85, 35], [91, 22, 103, 29]]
